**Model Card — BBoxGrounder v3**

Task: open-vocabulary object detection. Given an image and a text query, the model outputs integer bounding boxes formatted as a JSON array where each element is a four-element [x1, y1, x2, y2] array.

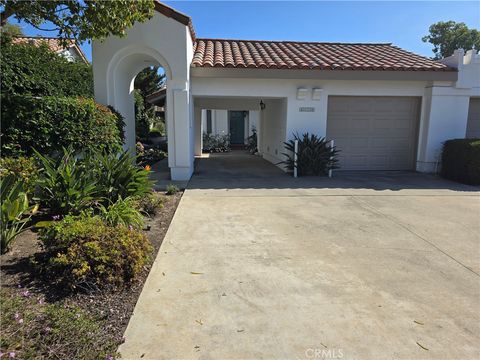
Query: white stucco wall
[[92, 10, 194, 180], [260, 99, 287, 166]]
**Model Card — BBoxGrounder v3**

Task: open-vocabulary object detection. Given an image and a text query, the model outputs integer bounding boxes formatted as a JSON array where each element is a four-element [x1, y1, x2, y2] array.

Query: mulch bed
[[0, 191, 183, 354]]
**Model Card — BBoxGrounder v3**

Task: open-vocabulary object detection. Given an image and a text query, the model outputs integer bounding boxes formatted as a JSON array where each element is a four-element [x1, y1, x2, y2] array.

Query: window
[[206, 110, 212, 134]]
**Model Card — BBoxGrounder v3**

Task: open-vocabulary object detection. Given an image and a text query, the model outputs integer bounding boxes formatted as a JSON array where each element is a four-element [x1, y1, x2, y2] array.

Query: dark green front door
[[229, 111, 245, 144]]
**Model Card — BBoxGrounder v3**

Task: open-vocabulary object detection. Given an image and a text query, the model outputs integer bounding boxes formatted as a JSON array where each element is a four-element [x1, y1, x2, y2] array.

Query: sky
[[13, 1, 480, 62]]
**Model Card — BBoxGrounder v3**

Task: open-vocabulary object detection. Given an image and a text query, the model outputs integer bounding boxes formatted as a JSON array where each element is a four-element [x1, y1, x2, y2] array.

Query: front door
[[229, 111, 245, 145]]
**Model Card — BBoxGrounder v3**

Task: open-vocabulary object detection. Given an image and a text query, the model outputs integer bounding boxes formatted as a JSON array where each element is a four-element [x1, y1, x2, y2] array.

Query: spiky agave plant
[[281, 133, 339, 176]]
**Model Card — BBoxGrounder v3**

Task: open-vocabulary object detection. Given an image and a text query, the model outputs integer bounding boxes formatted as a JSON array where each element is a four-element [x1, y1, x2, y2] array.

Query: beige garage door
[[466, 98, 480, 139], [327, 96, 420, 170]]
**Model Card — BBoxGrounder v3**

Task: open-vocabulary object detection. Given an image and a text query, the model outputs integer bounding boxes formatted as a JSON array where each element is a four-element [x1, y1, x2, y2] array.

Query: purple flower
[[52, 215, 60, 221], [38, 298, 44, 305], [8, 352, 15, 359], [21, 290, 30, 297], [44, 327, 52, 333], [14, 313, 20, 320], [106, 356, 114, 360], [0, 351, 4, 358]]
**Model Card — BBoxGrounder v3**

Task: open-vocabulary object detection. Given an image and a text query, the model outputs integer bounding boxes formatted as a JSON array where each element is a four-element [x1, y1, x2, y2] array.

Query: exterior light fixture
[[312, 88, 323, 100], [297, 87, 308, 100], [260, 100, 266, 110]]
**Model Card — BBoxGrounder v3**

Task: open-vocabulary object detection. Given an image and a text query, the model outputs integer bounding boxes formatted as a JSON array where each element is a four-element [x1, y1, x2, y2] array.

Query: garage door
[[327, 96, 420, 170], [466, 98, 480, 138]]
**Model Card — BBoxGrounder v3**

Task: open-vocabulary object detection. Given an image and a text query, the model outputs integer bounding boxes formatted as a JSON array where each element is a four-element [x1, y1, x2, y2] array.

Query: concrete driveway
[[120, 153, 480, 360]]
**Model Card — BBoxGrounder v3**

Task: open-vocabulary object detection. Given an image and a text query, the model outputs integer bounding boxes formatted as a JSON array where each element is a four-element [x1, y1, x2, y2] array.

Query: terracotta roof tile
[[12, 36, 88, 63], [192, 39, 453, 71]]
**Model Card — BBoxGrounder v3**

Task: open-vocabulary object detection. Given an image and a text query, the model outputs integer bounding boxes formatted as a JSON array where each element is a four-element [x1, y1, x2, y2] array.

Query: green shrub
[[246, 127, 258, 154], [87, 150, 154, 204], [1, 175, 38, 253], [0, 156, 39, 197], [134, 192, 165, 217], [34, 148, 98, 216], [149, 129, 163, 137], [282, 133, 339, 176], [137, 147, 167, 166], [441, 139, 480, 185], [2, 96, 124, 157], [96, 197, 145, 229], [0, 36, 93, 98], [202, 133, 231, 153], [166, 184, 179, 195], [0, 288, 119, 359], [39, 215, 152, 289]]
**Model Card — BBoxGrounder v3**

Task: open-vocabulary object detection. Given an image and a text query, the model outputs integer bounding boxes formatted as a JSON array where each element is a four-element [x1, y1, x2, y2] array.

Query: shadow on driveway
[[189, 151, 478, 192]]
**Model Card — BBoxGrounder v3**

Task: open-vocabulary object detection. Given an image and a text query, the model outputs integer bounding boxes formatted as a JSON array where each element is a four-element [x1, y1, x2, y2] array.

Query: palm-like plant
[[34, 148, 97, 215], [1, 175, 38, 253], [86, 150, 153, 205], [282, 133, 339, 176]]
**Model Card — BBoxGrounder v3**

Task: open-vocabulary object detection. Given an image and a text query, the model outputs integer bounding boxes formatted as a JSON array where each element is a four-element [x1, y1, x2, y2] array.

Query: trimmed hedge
[[1, 35, 93, 98], [441, 139, 480, 185], [1, 96, 124, 157]]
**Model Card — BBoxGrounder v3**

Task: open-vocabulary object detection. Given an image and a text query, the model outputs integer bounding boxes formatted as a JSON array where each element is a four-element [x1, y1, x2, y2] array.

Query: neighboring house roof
[[191, 38, 453, 72], [12, 36, 88, 64], [154, 0, 195, 41], [146, 88, 166, 106]]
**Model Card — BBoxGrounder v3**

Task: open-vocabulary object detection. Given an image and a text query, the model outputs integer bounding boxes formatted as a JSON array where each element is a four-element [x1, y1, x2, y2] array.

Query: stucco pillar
[[167, 79, 194, 181], [416, 85, 470, 173], [194, 107, 202, 156]]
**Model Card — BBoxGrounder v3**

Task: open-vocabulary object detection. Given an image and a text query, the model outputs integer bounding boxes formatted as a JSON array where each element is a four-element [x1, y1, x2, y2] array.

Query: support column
[[167, 79, 194, 181], [194, 107, 202, 156]]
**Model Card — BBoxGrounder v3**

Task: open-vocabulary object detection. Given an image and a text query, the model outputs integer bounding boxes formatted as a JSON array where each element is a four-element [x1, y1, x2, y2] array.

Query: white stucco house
[[13, 36, 88, 63], [92, 1, 480, 180]]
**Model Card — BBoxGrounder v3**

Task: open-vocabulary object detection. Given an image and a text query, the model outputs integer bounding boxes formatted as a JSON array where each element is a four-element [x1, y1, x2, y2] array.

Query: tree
[[0, 1, 155, 44], [134, 66, 166, 99], [0, 22, 23, 36], [422, 21, 480, 59]]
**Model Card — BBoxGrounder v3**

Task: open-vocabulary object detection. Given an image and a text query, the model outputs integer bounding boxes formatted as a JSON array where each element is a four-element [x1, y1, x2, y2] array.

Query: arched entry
[[92, 6, 195, 181], [105, 44, 172, 151]]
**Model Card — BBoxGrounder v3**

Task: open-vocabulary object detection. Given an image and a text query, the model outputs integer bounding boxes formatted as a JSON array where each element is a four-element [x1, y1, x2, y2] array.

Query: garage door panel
[[327, 96, 420, 170]]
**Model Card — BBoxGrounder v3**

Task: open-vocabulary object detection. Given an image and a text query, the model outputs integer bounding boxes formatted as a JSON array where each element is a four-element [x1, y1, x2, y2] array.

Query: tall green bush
[[0, 35, 93, 98], [2, 96, 124, 157], [441, 139, 480, 185]]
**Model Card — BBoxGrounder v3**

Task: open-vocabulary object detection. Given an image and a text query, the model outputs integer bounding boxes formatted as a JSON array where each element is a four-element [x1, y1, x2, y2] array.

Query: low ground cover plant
[[441, 138, 480, 185], [0, 288, 119, 359], [166, 184, 179, 195], [282, 133, 339, 176], [134, 191, 165, 217], [38, 215, 152, 290]]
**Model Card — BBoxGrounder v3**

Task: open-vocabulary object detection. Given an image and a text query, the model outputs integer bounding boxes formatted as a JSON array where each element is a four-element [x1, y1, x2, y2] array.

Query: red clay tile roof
[[192, 39, 452, 71], [12, 36, 88, 63]]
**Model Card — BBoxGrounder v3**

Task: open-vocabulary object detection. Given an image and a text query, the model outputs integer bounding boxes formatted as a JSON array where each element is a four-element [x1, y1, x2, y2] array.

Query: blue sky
[[14, 1, 480, 62]]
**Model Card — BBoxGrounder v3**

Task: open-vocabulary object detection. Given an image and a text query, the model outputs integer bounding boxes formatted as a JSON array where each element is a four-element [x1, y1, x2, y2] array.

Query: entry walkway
[[120, 151, 480, 359]]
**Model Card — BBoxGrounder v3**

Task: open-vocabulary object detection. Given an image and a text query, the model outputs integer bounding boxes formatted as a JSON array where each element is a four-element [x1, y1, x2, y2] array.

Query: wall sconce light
[[297, 87, 308, 100], [260, 100, 266, 110], [312, 88, 323, 100]]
